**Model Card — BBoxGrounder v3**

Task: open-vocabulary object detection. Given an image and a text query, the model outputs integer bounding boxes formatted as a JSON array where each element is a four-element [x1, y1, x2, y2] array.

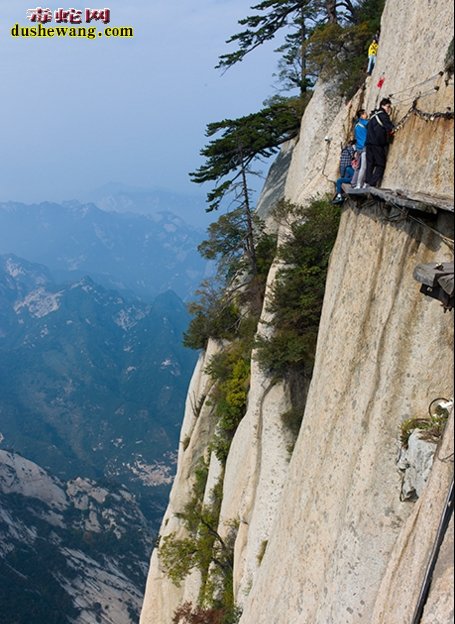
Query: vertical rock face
[[219, 358, 301, 606], [238, 203, 453, 624], [371, 412, 454, 624], [365, 0, 454, 199], [255, 140, 295, 220], [141, 341, 224, 623], [141, 0, 454, 622]]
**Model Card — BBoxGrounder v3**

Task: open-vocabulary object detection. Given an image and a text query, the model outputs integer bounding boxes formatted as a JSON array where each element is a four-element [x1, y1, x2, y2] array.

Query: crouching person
[[332, 142, 357, 204]]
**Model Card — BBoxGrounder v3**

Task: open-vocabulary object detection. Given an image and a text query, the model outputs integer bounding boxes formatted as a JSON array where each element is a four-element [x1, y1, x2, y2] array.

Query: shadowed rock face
[[255, 140, 295, 222], [140, 1, 454, 622]]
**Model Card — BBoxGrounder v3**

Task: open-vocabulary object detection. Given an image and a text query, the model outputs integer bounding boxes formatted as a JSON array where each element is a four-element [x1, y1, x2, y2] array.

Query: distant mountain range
[[0, 200, 204, 622], [0, 254, 198, 622], [0, 254, 197, 526], [80, 183, 210, 227], [0, 201, 210, 301]]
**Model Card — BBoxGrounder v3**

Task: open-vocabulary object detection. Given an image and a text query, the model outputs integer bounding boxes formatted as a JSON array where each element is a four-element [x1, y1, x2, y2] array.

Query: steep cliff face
[[141, 1, 454, 622], [237, 204, 453, 623], [141, 341, 224, 622]]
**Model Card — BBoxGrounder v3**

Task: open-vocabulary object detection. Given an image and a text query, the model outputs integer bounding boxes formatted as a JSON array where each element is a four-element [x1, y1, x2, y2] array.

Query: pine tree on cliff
[[216, 0, 317, 96], [190, 97, 305, 277], [185, 99, 302, 348], [217, 0, 385, 97], [216, 0, 361, 92]]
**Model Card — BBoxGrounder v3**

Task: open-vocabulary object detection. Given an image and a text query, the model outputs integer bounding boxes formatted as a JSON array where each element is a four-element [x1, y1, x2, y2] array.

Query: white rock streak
[[14, 289, 62, 318]]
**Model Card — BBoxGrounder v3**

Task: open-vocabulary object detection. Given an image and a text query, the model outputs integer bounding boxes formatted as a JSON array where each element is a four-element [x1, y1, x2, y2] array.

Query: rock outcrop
[[0, 450, 153, 624], [141, 0, 454, 622]]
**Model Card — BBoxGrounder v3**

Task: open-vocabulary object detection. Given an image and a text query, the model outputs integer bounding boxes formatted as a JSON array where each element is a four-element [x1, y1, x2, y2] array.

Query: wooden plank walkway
[[342, 185, 454, 215], [413, 262, 454, 310]]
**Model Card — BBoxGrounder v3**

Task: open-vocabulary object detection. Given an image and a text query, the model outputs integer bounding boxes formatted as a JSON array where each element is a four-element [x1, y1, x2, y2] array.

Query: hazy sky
[[0, 1, 282, 205]]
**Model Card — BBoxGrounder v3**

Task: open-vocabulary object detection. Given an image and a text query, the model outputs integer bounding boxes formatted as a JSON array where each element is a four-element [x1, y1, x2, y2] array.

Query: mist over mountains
[[0, 200, 209, 301], [0, 197, 207, 623], [0, 253, 197, 518], [80, 183, 210, 227]]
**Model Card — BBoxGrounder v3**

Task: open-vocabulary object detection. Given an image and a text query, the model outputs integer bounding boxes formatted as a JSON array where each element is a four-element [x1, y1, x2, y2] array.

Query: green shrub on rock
[[255, 198, 341, 379], [206, 342, 251, 463]]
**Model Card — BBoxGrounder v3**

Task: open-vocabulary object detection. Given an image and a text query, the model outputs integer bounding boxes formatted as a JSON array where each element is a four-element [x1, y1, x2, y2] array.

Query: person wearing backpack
[[365, 98, 395, 188]]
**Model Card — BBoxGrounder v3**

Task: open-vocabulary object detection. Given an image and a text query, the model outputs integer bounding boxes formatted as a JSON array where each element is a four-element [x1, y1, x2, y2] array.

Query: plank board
[[343, 186, 454, 215]]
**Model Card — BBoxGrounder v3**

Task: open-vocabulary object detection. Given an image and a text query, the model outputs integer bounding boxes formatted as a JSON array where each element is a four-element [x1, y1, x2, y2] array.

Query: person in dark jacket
[[365, 98, 394, 187]]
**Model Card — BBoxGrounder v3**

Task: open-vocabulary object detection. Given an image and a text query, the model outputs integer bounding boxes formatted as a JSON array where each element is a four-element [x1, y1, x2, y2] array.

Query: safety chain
[[391, 86, 441, 106], [388, 71, 444, 99], [413, 106, 454, 122], [393, 100, 454, 133]]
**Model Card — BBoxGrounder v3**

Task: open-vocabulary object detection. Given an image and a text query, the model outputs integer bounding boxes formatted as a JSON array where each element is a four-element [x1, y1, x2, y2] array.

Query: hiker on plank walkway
[[365, 98, 395, 188]]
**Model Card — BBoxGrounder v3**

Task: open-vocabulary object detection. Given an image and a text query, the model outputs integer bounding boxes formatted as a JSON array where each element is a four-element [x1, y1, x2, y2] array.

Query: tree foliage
[[199, 207, 277, 283], [304, 0, 385, 97], [206, 340, 252, 462], [217, 1, 309, 70], [190, 97, 307, 212], [183, 280, 241, 351], [217, 0, 385, 98], [184, 210, 277, 351], [255, 198, 341, 378], [160, 470, 239, 622], [159, 473, 232, 585], [216, 0, 360, 72], [298, 0, 386, 96], [173, 602, 242, 624], [173, 603, 225, 624]]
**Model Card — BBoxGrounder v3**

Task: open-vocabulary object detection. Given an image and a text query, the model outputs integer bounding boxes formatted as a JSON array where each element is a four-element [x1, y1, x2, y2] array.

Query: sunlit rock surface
[[141, 0, 454, 622]]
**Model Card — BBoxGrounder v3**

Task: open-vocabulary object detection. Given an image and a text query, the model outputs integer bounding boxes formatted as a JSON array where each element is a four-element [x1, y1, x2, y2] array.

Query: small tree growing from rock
[[172, 602, 224, 624]]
